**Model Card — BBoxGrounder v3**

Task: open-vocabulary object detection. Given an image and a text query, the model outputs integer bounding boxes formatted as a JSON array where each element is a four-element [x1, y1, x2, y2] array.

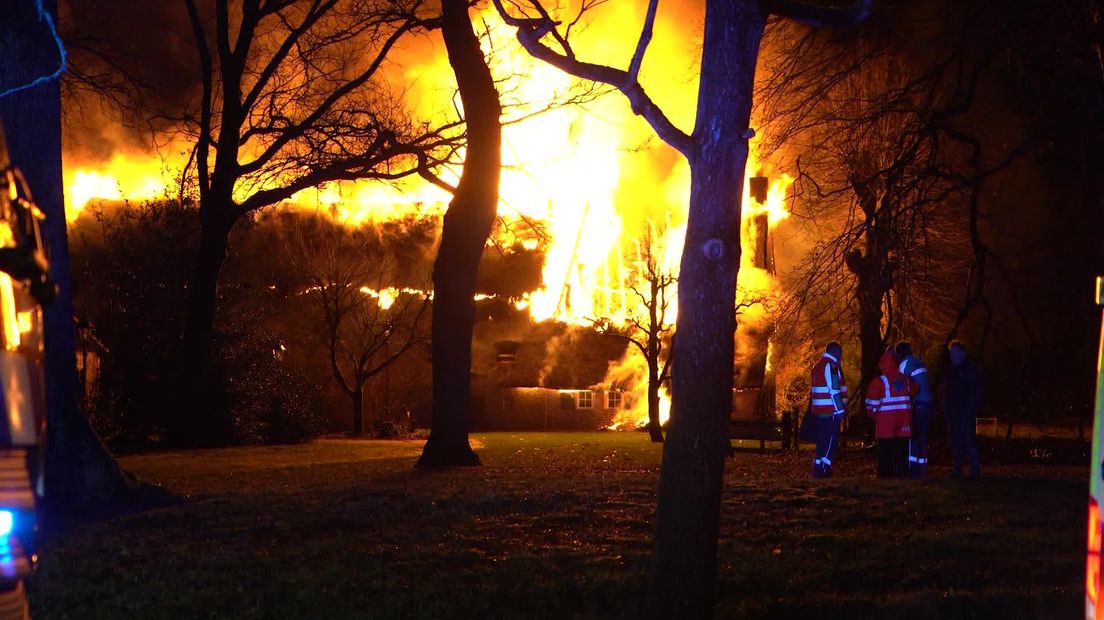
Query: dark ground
[[29, 433, 1085, 619]]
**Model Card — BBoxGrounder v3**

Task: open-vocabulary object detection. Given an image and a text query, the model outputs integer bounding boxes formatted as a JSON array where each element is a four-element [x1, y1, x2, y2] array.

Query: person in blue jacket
[[895, 341, 933, 478]]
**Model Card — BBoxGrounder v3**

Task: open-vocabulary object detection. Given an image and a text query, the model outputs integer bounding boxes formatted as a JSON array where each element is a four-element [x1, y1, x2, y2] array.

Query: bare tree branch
[[492, 0, 693, 156], [626, 0, 659, 87]]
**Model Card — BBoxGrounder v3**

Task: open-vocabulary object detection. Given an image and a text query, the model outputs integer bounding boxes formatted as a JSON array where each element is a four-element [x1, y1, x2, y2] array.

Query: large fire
[[63, 4, 792, 432]]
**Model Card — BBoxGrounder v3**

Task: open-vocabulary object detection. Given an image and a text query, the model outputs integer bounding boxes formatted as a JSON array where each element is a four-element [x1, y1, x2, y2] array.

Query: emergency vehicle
[[1088, 276, 1104, 619], [0, 124, 55, 619]]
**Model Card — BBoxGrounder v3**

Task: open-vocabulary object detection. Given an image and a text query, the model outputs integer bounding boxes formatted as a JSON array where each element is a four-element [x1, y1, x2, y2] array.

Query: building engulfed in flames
[[62, 6, 794, 436]]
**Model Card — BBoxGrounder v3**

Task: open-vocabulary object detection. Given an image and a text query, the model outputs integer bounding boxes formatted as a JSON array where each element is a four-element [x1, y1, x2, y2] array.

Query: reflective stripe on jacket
[[898, 356, 933, 404], [867, 350, 914, 438], [810, 353, 848, 417]]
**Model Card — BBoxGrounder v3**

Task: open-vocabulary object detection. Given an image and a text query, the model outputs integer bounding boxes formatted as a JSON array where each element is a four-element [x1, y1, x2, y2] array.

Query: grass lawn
[[29, 433, 1086, 619]]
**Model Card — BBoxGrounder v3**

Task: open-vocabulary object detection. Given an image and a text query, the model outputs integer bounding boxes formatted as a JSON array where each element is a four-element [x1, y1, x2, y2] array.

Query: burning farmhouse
[[64, 156, 794, 439], [467, 170, 792, 437], [61, 8, 797, 438]]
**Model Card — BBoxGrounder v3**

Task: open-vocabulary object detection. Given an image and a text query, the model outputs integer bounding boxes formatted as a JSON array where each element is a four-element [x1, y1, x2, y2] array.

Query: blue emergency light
[[0, 511, 14, 538]]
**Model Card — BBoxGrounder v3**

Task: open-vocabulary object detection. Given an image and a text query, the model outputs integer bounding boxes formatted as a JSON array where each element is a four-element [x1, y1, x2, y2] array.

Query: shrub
[[71, 200, 328, 447], [373, 420, 405, 439]]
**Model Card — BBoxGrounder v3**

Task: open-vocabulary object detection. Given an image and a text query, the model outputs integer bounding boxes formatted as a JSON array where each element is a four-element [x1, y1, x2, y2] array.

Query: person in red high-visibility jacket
[[809, 341, 848, 479], [865, 348, 914, 478]]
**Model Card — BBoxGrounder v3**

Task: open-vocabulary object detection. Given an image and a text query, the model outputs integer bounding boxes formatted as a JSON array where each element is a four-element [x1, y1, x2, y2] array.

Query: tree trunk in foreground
[[0, 0, 141, 523], [647, 357, 663, 443], [846, 226, 892, 408], [416, 0, 501, 467], [855, 265, 888, 398], [646, 275, 664, 443], [351, 386, 364, 436], [171, 213, 234, 446], [647, 1, 764, 617]]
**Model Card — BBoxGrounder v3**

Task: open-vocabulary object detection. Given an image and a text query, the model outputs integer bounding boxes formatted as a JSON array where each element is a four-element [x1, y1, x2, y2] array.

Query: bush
[[373, 420, 406, 439], [207, 331, 327, 445], [72, 200, 195, 447], [71, 200, 328, 447]]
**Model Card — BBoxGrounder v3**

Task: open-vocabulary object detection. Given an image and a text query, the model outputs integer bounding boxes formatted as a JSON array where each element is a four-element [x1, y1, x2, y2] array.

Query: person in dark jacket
[[895, 341, 933, 478], [942, 341, 982, 477]]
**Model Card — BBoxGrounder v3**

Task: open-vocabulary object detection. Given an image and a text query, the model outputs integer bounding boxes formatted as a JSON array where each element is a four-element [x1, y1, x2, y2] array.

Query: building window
[[607, 391, 622, 409], [503, 392, 515, 411], [560, 391, 576, 410], [495, 340, 519, 363], [577, 390, 593, 409]]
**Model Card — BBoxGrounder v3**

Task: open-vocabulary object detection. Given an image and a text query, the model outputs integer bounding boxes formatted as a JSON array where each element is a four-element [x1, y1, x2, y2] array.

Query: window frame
[[576, 390, 594, 410], [606, 390, 622, 409]]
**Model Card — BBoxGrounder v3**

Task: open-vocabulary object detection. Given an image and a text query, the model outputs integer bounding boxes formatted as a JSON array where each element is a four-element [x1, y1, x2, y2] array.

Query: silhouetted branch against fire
[[626, 0, 659, 88], [758, 1, 1043, 401], [178, 0, 462, 218], [760, 0, 873, 27], [492, 0, 871, 159], [591, 220, 675, 385], [287, 219, 429, 402], [491, 0, 693, 157]]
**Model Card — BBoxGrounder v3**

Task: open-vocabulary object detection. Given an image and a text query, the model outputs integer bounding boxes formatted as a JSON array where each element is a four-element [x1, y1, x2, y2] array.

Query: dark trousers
[[877, 438, 909, 478], [948, 412, 980, 477], [909, 402, 934, 478], [811, 415, 840, 478]]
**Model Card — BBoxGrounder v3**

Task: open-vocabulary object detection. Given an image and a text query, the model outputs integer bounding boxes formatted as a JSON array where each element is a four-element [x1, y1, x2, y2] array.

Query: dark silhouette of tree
[[769, 48, 968, 402], [594, 223, 674, 443], [167, 0, 460, 445], [290, 220, 427, 435], [415, 0, 501, 468], [493, 0, 871, 615], [757, 1, 1033, 410], [0, 0, 144, 521]]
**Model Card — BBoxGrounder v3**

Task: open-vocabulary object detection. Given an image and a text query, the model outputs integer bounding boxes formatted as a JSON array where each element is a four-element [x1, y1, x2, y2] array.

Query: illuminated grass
[[30, 433, 1083, 618]]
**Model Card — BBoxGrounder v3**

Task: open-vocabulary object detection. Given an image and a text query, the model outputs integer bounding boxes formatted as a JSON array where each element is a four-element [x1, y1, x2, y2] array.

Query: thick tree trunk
[[171, 212, 233, 446], [0, 0, 143, 523], [856, 278, 886, 391], [416, 0, 500, 468], [351, 386, 364, 436], [848, 249, 891, 401], [647, 358, 663, 443], [647, 274, 664, 443], [647, 2, 764, 617]]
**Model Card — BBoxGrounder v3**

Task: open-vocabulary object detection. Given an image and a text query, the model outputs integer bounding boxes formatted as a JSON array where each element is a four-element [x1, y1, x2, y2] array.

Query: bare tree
[[775, 50, 967, 397], [166, 0, 461, 444], [759, 2, 1031, 404], [493, 0, 871, 616], [594, 223, 674, 443], [291, 221, 427, 435]]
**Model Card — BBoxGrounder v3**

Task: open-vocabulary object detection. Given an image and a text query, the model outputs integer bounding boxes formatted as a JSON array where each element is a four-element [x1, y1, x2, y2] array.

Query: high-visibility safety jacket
[[898, 355, 933, 404], [866, 350, 914, 438], [810, 352, 848, 417]]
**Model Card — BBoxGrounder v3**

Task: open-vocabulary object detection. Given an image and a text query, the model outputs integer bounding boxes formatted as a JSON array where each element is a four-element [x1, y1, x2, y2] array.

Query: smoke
[[536, 331, 564, 388], [60, 0, 199, 162], [601, 344, 673, 431]]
